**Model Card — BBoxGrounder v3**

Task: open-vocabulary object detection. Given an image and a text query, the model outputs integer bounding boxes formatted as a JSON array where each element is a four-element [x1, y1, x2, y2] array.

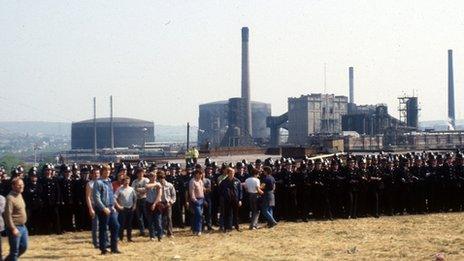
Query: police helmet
[[28, 167, 38, 176]]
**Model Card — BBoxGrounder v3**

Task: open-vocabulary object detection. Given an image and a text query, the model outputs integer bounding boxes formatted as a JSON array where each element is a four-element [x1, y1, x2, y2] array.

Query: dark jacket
[[24, 181, 44, 210], [219, 177, 243, 203], [59, 177, 75, 205], [40, 177, 61, 206]]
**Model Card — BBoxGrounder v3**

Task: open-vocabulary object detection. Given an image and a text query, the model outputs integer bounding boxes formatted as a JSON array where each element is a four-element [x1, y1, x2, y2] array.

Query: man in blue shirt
[[93, 164, 121, 255]]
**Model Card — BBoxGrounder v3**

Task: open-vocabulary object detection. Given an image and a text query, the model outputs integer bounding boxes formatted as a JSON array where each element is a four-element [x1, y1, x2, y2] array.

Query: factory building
[[341, 104, 405, 136], [286, 94, 348, 145], [198, 26, 272, 148], [71, 117, 154, 149], [198, 100, 271, 148], [198, 101, 228, 146]]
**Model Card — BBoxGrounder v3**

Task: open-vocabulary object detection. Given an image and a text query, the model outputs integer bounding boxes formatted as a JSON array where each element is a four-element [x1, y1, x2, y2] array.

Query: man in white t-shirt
[[115, 176, 137, 242], [244, 168, 263, 230]]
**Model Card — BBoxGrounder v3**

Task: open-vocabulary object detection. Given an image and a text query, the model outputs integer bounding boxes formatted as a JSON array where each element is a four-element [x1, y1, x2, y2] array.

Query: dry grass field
[[8, 213, 464, 260]]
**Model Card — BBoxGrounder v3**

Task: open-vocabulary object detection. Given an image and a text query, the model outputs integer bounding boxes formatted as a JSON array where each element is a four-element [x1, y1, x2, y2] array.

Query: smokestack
[[93, 97, 97, 156], [448, 49, 456, 130], [349, 67, 354, 104], [241, 27, 252, 136], [110, 95, 114, 149]]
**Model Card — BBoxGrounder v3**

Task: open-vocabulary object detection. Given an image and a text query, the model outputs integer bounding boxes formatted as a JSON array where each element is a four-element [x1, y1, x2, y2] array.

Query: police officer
[[303, 159, 315, 220], [425, 155, 439, 212], [275, 159, 295, 221], [441, 153, 455, 212], [203, 165, 214, 231], [345, 156, 360, 219], [234, 162, 248, 222], [330, 158, 347, 219], [0, 167, 8, 196], [293, 162, 308, 221], [40, 163, 62, 234], [179, 165, 193, 228], [381, 158, 395, 216], [410, 155, 427, 214], [167, 163, 183, 228], [60, 165, 76, 232], [321, 159, 334, 220], [210, 162, 222, 227], [356, 158, 369, 217], [24, 168, 43, 235], [454, 153, 464, 211], [395, 157, 413, 215], [367, 156, 382, 218], [74, 165, 90, 231]]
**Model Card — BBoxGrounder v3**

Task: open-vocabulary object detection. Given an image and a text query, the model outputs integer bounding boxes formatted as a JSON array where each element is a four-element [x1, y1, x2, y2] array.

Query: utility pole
[[186, 122, 190, 150], [110, 95, 114, 150], [93, 97, 97, 157], [33, 144, 37, 166], [142, 127, 148, 153]]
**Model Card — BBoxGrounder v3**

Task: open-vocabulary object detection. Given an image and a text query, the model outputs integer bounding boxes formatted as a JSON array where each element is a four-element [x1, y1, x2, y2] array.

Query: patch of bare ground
[[9, 213, 464, 260]]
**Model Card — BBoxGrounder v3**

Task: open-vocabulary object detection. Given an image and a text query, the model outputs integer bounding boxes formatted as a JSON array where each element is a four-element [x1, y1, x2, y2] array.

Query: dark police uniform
[[24, 176, 43, 234], [40, 175, 63, 234]]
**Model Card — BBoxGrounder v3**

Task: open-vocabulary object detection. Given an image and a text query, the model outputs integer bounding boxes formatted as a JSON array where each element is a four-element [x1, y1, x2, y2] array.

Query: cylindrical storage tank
[[71, 117, 154, 149], [406, 97, 419, 128]]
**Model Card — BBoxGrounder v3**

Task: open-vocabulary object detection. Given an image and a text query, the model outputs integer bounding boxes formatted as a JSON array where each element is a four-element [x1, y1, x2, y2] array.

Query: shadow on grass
[[23, 255, 67, 259], [23, 254, 94, 259]]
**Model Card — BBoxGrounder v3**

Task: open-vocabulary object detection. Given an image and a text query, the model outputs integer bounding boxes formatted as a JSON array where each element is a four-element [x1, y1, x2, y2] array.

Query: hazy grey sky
[[1, 1, 464, 125]]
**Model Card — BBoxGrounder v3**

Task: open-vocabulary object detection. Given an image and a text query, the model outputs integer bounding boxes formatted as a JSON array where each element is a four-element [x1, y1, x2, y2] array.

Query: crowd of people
[[0, 150, 463, 256]]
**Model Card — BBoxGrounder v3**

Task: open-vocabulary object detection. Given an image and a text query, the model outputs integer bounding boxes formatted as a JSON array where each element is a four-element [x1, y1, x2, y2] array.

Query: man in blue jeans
[[189, 170, 205, 236], [261, 166, 278, 228], [93, 165, 121, 255], [144, 172, 162, 241], [86, 167, 102, 248], [5, 178, 28, 261]]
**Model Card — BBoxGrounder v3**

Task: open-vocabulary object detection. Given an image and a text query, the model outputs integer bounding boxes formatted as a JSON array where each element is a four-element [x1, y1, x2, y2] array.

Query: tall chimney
[[93, 97, 97, 156], [448, 49, 456, 130], [241, 27, 252, 136], [110, 95, 114, 149], [349, 67, 354, 104]]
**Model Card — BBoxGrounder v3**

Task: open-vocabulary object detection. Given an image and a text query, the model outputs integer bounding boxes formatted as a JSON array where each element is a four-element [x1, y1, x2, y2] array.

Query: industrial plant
[[61, 27, 464, 162], [197, 27, 464, 154]]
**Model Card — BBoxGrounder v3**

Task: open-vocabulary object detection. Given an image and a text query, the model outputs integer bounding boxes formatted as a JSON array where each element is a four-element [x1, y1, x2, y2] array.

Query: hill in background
[[0, 121, 70, 137], [0, 121, 197, 142]]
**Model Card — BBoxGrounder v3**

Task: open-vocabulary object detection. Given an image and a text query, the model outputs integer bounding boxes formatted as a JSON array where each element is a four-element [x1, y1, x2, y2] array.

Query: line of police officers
[[0, 150, 463, 236], [271, 151, 464, 221]]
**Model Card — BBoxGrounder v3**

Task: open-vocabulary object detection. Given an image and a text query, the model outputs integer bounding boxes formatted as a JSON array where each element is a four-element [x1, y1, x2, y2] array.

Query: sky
[[1, 0, 464, 126]]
